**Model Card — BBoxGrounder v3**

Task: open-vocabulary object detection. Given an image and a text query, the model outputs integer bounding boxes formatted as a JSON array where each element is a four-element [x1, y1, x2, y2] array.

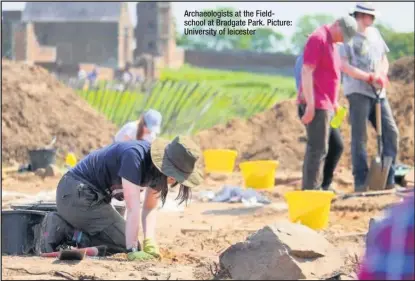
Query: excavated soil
[[196, 56, 415, 171], [2, 172, 402, 280], [2, 57, 413, 280], [1, 60, 117, 165]]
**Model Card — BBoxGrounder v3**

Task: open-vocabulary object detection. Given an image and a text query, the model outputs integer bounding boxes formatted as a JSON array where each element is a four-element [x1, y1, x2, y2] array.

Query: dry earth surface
[[2, 171, 402, 280], [2, 57, 413, 280]]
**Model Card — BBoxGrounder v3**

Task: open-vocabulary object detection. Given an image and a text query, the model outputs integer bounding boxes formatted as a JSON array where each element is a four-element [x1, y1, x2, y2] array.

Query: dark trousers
[[347, 94, 399, 190], [55, 173, 128, 254], [298, 104, 344, 190]]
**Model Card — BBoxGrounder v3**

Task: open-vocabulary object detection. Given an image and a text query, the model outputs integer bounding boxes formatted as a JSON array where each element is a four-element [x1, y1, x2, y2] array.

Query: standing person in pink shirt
[[298, 16, 358, 191]]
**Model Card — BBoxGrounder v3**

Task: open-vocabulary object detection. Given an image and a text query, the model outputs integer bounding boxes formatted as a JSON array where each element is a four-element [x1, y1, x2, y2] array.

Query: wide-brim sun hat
[[151, 136, 203, 188], [349, 2, 380, 18]]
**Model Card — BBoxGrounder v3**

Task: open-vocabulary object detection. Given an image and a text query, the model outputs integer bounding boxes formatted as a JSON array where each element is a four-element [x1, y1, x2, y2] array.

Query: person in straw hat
[[39, 136, 203, 261], [339, 2, 399, 192]]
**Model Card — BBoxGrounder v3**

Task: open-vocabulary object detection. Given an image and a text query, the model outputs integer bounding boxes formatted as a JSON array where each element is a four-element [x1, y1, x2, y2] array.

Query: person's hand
[[127, 251, 157, 261], [143, 238, 161, 259], [373, 73, 389, 88], [366, 72, 375, 84], [367, 72, 389, 89], [301, 104, 315, 125], [333, 102, 339, 113]]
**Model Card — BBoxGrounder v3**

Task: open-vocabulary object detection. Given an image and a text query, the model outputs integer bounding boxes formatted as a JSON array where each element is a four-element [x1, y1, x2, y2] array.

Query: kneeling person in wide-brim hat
[[39, 136, 203, 261]]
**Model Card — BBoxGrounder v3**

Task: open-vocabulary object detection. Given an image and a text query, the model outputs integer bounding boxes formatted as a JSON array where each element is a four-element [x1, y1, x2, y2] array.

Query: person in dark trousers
[[297, 16, 358, 191], [295, 42, 344, 192], [39, 136, 203, 261], [339, 2, 398, 192]]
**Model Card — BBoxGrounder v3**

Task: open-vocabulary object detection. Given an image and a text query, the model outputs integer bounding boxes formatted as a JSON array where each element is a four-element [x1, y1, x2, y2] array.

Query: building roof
[[2, 10, 22, 22], [22, 2, 123, 23]]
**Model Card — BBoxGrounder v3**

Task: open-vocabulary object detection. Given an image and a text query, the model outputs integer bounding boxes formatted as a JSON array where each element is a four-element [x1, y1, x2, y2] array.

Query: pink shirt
[[297, 25, 341, 111]]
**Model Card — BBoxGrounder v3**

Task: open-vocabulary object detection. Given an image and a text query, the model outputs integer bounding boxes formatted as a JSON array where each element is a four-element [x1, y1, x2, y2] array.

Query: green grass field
[[78, 66, 296, 137]]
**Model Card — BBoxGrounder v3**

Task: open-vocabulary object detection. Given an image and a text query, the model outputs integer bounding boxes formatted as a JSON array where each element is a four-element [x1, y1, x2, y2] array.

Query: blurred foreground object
[[358, 195, 414, 280]]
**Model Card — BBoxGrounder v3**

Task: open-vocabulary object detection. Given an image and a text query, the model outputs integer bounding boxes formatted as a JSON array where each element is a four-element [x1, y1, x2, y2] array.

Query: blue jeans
[[347, 94, 399, 191]]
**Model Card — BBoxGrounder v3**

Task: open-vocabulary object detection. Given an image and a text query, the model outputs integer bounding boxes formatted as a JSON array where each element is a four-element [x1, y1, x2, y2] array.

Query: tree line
[[176, 7, 414, 61]]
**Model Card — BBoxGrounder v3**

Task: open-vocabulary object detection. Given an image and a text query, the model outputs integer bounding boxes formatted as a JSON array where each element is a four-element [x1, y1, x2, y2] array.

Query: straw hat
[[151, 136, 203, 188]]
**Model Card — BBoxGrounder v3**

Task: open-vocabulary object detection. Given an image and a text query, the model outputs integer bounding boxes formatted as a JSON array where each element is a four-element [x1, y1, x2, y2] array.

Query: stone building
[[15, 2, 133, 68], [2, 10, 22, 59], [134, 2, 184, 77]]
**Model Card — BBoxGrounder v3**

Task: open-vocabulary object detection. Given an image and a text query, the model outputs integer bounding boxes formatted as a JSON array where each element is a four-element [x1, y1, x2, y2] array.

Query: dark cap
[[338, 15, 358, 43]]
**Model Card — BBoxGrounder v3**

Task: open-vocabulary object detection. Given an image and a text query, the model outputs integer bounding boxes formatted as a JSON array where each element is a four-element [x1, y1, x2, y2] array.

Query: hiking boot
[[328, 187, 343, 196], [322, 183, 343, 195], [38, 212, 75, 253], [354, 184, 368, 193]]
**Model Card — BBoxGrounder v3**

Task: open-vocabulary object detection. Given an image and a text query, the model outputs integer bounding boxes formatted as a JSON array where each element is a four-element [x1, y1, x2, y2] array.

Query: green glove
[[143, 238, 161, 259], [127, 251, 156, 261]]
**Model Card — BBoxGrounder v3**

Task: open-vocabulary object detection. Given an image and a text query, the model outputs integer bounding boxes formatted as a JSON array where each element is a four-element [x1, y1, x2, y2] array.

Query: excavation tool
[[40, 245, 107, 260], [366, 86, 393, 191], [335, 189, 395, 202], [58, 249, 86, 260], [45, 136, 57, 149]]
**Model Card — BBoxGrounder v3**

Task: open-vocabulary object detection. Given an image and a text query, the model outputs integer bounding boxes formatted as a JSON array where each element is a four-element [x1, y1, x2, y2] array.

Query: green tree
[[375, 23, 414, 61], [291, 14, 334, 54], [233, 34, 252, 50], [198, 7, 240, 50], [175, 7, 286, 52], [251, 28, 284, 52]]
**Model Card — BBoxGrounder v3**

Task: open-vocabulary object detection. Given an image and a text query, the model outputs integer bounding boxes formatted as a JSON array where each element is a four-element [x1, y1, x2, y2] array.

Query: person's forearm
[[341, 61, 372, 82], [122, 178, 142, 250], [126, 206, 141, 249], [142, 188, 159, 240], [301, 67, 314, 106], [334, 82, 340, 108], [142, 206, 157, 240]]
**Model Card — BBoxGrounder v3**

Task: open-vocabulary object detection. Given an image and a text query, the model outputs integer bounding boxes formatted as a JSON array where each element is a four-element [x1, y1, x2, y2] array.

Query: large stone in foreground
[[219, 221, 344, 280]]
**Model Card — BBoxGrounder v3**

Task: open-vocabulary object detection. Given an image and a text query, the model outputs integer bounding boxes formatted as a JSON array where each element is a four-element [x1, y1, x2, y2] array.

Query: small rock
[[219, 221, 344, 280], [44, 164, 62, 178], [35, 168, 46, 177]]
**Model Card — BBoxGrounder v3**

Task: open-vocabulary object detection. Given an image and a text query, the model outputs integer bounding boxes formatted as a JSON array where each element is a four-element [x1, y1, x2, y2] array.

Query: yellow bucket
[[239, 160, 279, 190], [203, 149, 238, 173], [284, 190, 335, 230]]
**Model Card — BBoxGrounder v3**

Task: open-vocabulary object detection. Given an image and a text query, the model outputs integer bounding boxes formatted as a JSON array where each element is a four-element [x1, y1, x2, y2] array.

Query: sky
[[2, 1, 414, 39]]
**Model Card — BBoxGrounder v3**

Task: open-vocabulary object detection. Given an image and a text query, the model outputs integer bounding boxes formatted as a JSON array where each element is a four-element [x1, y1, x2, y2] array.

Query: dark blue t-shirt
[[71, 140, 152, 193]]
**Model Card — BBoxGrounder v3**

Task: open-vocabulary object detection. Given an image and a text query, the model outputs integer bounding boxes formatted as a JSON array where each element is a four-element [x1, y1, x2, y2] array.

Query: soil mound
[[389, 56, 414, 83], [2, 60, 117, 165], [196, 57, 414, 172]]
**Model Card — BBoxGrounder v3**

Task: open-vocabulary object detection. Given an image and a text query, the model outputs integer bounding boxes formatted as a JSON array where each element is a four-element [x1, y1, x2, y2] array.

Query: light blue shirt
[[339, 27, 389, 99], [294, 54, 304, 92]]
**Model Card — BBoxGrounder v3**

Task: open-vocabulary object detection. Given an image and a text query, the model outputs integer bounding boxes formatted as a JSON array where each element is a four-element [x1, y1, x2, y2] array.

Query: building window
[[148, 41, 154, 49], [148, 21, 155, 29]]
